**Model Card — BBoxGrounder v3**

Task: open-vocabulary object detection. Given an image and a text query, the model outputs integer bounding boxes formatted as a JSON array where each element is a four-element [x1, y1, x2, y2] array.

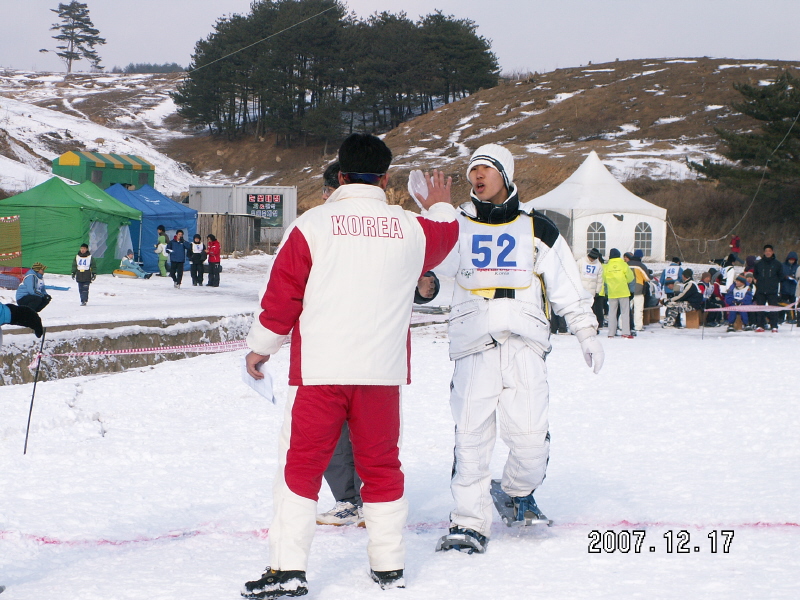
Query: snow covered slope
[[0, 70, 230, 196], [1, 256, 798, 599]]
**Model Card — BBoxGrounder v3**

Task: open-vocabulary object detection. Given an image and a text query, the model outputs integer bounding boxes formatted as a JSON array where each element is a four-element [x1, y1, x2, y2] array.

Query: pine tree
[[49, 1, 106, 73], [690, 72, 800, 183]]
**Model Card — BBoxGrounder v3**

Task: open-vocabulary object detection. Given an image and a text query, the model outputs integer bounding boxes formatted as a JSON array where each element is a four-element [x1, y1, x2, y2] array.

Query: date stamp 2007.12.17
[[588, 529, 734, 554]]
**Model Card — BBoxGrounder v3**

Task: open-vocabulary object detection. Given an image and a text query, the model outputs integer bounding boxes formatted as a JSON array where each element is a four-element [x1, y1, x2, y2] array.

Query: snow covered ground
[[1, 256, 799, 599]]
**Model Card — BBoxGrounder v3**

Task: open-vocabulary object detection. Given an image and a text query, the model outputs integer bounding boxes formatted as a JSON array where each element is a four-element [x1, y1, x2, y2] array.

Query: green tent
[[0, 178, 142, 275]]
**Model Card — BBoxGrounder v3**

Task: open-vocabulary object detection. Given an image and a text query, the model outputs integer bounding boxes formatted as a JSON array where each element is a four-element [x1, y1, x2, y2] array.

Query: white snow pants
[[449, 336, 550, 537], [269, 387, 408, 572]]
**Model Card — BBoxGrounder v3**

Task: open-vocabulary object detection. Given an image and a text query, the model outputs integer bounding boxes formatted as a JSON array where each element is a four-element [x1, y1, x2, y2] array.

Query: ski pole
[[23, 328, 47, 455]]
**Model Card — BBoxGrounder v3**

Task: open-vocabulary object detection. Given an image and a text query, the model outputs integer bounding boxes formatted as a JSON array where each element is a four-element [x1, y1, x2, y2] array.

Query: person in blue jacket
[[1, 302, 43, 346], [165, 230, 192, 289], [725, 275, 754, 332], [16, 262, 51, 312], [120, 250, 152, 279]]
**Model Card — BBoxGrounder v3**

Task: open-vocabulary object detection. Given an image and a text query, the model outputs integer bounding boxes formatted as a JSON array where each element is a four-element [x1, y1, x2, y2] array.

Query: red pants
[[285, 385, 403, 503]]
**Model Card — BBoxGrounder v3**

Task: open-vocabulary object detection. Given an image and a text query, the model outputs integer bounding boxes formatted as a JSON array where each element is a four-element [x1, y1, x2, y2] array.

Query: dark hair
[[764, 244, 774, 251], [338, 133, 392, 177], [157, 225, 165, 232], [683, 269, 694, 280], [80, 243, 89, 249], [207, 234, 217, 242], [193, 234, 201, 242], [323, 161, 341, 189], [176, 229, 184, 235]]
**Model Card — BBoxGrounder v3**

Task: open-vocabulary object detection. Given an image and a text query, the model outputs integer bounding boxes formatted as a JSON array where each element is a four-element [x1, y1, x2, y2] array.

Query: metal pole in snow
[[23, 329, 47, 455]]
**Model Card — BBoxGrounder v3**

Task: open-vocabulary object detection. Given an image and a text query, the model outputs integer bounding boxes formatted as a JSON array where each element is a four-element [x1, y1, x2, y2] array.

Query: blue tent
[[106, 184, 198, 273]]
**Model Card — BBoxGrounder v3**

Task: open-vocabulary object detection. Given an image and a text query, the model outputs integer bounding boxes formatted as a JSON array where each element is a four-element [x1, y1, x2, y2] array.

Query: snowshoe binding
[[241, 568, 308, 599], [370, 569, 405, 589], [435, 526, 488, 554], [490, 480, 552, 527]]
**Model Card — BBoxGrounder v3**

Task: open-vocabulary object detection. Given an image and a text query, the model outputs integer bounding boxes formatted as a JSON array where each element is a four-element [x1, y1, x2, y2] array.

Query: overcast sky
[[2, 0, 798, 74]]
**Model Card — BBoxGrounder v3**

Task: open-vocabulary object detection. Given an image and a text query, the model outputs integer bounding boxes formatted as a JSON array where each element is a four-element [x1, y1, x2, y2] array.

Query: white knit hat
[[467, 144, 515, 189]]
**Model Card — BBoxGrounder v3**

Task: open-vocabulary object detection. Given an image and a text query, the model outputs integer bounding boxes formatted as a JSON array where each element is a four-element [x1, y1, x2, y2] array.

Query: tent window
[[635, 222, 652, 255], [138, 173, 148, 186], [587, 222, 606, 255], [91, 170, 103, 185], [116, 225, 133, 259], [89, 221, 108, 258]]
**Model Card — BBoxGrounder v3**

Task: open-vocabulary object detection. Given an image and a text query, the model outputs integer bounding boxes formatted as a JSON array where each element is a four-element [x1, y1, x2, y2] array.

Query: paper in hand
[[240, 356, 276, 404], [407, 170, 428, 212]]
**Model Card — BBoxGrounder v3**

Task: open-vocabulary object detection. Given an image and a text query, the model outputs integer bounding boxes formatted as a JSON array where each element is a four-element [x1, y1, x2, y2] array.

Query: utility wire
[[667, 106, 800, 255], [186, 5, 337, 75]]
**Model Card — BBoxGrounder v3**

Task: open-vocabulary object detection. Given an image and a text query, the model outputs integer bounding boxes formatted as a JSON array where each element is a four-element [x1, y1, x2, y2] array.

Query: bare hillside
[[1, 58, 799, 214]]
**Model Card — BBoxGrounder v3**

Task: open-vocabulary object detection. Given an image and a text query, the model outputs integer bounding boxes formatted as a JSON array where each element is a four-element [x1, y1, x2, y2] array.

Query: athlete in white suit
[[432, 144, 604, 554]]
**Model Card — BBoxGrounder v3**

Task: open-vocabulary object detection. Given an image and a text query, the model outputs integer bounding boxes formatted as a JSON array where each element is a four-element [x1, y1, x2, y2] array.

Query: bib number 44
[[472, 234, 517, 268]]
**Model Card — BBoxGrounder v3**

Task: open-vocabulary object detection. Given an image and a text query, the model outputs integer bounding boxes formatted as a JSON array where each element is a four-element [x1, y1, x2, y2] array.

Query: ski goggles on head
[[341, 172, 384, 185]]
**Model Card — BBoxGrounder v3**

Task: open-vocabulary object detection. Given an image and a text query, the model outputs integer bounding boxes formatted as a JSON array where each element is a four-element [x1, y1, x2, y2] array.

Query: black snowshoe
[[241, 568, 308, 599], [370, 569, 405, 589]]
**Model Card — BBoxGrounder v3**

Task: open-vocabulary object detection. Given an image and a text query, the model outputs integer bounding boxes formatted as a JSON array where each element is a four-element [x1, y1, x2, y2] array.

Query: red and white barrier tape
[[705, 301, 798, 313], [29, 339, 249, 371]]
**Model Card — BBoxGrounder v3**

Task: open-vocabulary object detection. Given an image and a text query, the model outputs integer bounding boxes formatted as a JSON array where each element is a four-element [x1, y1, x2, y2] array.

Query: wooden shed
[[52, 151, 155, 189], [197, 213, 261, 255]]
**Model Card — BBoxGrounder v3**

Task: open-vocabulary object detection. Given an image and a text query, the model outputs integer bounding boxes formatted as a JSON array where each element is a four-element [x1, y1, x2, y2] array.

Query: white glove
[[579, 336, 604, 374], [407, 169, 428, 211]]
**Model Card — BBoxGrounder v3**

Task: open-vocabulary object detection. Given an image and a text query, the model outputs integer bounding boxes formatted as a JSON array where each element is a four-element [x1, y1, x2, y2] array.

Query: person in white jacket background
[[242, 134, 459, 598], [577, 247, 605, 331], [427, 144, 604, 555]]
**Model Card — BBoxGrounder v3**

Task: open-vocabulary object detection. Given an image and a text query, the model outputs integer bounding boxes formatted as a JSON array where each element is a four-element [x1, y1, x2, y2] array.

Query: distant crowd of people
[[572, 239, 798, 335], [4, 226, 224, 319]]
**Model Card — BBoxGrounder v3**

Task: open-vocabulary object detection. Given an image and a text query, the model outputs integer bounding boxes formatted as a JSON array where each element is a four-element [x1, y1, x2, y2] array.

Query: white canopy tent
[[526, 151, 667, 261]]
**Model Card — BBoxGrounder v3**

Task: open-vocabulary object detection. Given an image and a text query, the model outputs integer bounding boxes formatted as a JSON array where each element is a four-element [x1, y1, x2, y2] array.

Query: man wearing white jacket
[[431, 144, 604, 555], [242, 134, 459, 598], [577, 247, 605, 331]]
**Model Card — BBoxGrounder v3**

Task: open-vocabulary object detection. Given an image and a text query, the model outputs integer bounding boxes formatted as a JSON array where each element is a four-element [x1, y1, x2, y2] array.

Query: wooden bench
[[642, 306, 661, 325], [685, 309, 701, 329]]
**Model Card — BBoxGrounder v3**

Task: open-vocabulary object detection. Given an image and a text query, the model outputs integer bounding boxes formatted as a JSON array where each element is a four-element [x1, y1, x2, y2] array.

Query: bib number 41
[[472, 234, 517, 268]]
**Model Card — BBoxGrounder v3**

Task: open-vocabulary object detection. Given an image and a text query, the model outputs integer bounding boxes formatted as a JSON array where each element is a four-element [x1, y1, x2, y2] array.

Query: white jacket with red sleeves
[[247, 183, 459, 386]]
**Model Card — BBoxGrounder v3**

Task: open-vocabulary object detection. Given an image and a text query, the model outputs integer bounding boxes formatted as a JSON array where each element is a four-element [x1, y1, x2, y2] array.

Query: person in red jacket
[[241, 134, 458, 598], [206, 234, 221, 287]]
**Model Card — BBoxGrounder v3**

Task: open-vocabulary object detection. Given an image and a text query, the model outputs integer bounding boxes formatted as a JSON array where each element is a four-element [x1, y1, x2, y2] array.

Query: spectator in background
[[120, 250, 151, 279], [730, 235, 741, 262], [660, 257, 683, 299], [780, 251, 798, 323], [166, 230, 192, 289], [725, 275, 754, 332], [71, 244, 97, 306], [624, 251, 650, 332], [718, 254, 738, 294], [576, 247, 605, 332], [206, 234, 221, 287], [16, 262, 51, 312], [662, 269, 703, 328], [603, 248, 634, 338], [745, 271, 757, 294], [155, 225, 169, 277], [744, 255, 757, 274], [698, 271, 724, 327], [189, 234, 206, 286], [753, 244, 784, 332]]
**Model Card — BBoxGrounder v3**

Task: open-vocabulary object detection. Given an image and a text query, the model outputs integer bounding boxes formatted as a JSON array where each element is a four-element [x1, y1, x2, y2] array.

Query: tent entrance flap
[[116, 225, 133, 259], [90, 221, 109, 258]]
